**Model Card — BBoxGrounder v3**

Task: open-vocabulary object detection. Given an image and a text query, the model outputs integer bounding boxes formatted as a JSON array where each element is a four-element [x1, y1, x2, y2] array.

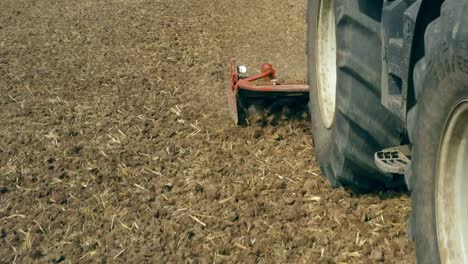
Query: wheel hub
[[316, 0, 337, 128]]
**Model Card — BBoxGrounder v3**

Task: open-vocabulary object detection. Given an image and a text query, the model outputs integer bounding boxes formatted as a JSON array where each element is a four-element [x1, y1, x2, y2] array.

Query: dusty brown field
[[0, 0, 415, 263]]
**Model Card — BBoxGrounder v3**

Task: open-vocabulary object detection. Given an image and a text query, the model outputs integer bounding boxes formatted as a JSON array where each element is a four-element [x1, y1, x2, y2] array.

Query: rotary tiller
[[226, 57, 309, 126]]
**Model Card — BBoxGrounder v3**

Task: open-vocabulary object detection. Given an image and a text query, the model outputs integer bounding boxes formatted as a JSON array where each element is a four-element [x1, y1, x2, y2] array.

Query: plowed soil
[[0, 0, 415, 263]]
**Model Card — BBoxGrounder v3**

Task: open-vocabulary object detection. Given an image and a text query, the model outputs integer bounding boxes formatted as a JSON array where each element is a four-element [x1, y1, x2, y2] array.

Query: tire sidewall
[[411, 49, 468, 263], [307, 0, 338, 185]]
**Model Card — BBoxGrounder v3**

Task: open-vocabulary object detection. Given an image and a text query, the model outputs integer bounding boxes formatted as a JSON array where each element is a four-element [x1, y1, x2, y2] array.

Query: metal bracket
[[374, 145, 411, 175]]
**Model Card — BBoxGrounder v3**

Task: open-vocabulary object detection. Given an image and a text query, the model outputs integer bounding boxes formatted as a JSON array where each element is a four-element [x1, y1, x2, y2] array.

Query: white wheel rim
[[436, 99, 468, 264], [316, 0, 337, 129]]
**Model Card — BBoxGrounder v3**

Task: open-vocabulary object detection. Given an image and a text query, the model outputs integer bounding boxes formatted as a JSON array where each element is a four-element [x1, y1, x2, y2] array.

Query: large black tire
[[407, 1, 468, 263], [307, 0, 404, 191]]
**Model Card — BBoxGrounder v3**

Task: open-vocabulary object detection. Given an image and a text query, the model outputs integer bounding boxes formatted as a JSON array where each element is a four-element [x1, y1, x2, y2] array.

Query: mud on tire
[[307, 0, 404, 191]]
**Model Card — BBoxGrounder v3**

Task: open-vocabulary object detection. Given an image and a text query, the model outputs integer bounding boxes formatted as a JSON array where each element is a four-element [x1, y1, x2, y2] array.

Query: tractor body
[[226, 0, 467, 262]]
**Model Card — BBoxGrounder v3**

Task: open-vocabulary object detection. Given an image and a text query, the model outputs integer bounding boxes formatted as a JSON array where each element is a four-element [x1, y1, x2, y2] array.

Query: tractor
[[227, 0, 468, 263]]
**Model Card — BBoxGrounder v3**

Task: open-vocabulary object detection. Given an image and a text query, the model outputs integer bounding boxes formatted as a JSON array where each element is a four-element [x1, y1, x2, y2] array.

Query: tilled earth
[[0, 0, 415, 263]]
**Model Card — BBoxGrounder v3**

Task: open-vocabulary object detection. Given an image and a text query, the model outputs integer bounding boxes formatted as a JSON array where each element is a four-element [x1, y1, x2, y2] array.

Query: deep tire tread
[[331, 0, 402, 190], [308, 0, 404, 192], [335, 1, 380, 36], [336, 72, 397, 146], [337, 50, 381, 94]]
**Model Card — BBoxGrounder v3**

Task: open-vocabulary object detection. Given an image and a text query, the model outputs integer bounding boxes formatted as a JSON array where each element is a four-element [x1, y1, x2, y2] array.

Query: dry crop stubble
[[0, 0, 414, 263]]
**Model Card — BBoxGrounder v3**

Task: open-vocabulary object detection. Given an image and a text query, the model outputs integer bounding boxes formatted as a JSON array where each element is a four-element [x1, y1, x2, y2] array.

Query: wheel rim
[[436, 99, 468, 264], [316, 0, 337, 129]]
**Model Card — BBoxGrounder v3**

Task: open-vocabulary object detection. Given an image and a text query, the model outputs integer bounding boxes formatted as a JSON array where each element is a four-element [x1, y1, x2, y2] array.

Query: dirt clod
[[52, 255, 65, 263], [0, 186, 8, 194], [371, 248, 385, 262]]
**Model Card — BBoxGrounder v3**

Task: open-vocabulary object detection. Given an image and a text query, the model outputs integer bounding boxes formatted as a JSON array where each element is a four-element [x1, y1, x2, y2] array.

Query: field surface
[[0, 0, 415, 263]]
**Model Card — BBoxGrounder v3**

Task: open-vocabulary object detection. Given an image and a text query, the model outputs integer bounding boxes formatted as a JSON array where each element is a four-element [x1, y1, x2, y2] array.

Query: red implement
[[226, 57, 309, 125]]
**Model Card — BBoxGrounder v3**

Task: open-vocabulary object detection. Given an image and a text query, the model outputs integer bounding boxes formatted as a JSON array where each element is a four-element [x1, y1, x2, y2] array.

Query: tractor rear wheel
[[407, 0, 468, 262], [306, 0, 404, 191]]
